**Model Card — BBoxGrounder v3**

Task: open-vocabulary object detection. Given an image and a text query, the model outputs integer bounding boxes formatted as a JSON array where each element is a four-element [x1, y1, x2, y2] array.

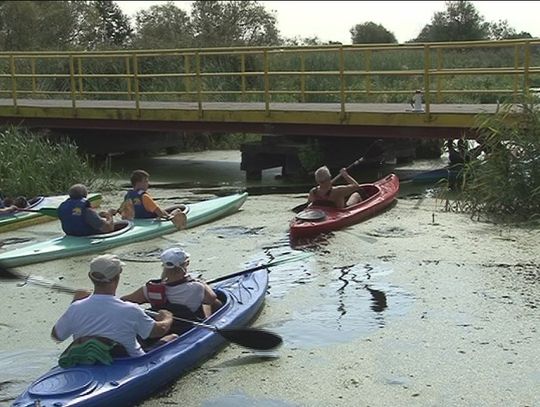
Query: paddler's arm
[[339, 168, 360, 188], [120, 287, 147, 304], [148, 309, 174, 338]]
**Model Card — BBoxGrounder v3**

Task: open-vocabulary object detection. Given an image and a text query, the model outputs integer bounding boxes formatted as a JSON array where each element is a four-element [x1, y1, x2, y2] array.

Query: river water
[[0, 151, 538, 407]]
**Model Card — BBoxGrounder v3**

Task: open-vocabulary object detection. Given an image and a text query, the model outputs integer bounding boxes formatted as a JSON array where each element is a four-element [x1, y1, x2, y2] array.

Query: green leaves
[[455, 97, 540, 221]]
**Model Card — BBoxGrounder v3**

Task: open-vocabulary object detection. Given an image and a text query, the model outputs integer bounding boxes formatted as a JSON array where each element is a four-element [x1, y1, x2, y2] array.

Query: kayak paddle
[[207, 251, 312, 284], [291, 138, 384, 213], [146, 310, 282, 351]]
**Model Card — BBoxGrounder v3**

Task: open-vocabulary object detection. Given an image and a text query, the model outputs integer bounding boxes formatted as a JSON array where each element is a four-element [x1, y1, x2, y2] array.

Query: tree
[[75, 0, 133, 50], [488, 20, 532, 40], [414, 1, 489, 42], [350, 22, 397, 44], [0, 1, 81, 51], [133, 2, 193, 49], [190, 1, 279, 47]]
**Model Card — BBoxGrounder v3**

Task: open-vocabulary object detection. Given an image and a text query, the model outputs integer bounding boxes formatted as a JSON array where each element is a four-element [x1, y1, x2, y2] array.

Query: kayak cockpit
[[84, 220, 134, 239]]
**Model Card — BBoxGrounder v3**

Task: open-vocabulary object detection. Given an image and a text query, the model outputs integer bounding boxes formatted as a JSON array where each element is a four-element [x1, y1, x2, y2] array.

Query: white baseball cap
[[89, 254, 125, 282], [160, 247, 190, 269]]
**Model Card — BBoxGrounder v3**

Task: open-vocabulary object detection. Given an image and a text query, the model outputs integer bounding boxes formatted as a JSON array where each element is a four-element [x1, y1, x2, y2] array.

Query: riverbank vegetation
[[445, 97, 540, 221], [0, 126, 116, 198]]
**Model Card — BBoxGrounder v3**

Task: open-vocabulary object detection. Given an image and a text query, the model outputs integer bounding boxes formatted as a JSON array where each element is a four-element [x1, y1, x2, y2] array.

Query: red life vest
[[145, 279, 167, 308]]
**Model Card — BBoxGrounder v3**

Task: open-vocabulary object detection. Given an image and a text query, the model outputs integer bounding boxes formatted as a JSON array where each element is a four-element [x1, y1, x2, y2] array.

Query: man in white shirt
[[51, 254, 174, 357]]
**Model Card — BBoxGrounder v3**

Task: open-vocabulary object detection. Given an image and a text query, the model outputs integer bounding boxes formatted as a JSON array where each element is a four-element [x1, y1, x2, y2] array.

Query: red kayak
[[289, 173, 399, 239]]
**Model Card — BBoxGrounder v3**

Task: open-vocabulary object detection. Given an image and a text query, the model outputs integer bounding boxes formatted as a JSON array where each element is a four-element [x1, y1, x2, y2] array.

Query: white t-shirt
[[54, 294, 155, 357], [144, 278, 205, 312]]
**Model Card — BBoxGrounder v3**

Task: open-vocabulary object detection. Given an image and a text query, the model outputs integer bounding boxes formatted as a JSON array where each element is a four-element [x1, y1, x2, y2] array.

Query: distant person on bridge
[[307, 166, 363, 209], [58, 184, 116, 236], [119, 169, 185, 221]]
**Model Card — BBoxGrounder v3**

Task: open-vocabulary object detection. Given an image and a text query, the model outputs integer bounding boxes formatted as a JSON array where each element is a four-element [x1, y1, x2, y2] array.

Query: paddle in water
[[292, 139, 384, 213], [145, 310, 282, 351]]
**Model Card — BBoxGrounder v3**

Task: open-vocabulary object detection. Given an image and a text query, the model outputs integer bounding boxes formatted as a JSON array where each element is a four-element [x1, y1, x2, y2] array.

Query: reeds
[[0, 126, 117, 198]]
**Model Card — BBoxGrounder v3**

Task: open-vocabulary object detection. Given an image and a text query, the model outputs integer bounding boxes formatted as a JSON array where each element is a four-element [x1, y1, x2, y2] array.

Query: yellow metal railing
[[0, 39, 539, 118]]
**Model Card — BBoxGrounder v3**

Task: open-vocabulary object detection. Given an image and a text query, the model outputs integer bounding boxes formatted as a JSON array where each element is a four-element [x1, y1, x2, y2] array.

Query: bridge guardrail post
[[10, 55, 17, 110], [77, 57, 83, 98], [69, 55, 77, 110], [524, 40, 531, 97], [196, 51, 202, 119], [423, 44, 431, 120], [339, 46, 345, 121], [133, 54, 141, 116], [264, 49, 270, 117], [125, 56, 132, 100]]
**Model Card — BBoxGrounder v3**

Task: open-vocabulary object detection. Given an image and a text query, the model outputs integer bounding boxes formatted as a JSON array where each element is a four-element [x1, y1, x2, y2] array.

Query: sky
[[117, 1, 540, 44]]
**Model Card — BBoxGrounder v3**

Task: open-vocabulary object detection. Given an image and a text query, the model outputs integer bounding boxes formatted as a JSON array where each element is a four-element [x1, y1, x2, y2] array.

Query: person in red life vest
[[121, 247, 223, 322], [308, 166, 363, 209], [118, 169, 185, 220], [58, 184, 116, 236]]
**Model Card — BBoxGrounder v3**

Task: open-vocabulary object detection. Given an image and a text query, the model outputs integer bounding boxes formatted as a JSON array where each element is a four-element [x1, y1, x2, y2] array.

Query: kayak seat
[[358, 185, 379, 200]]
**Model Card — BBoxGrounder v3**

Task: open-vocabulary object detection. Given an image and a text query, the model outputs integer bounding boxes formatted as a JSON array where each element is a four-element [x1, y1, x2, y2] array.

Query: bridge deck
[[0, 99, 506, 139]]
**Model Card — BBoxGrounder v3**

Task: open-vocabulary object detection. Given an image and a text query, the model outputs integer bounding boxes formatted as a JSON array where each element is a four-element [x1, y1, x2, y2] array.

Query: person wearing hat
[[57, 184, 117, 236], [51, 254, 175, 357], [121, 247, 222, 321]]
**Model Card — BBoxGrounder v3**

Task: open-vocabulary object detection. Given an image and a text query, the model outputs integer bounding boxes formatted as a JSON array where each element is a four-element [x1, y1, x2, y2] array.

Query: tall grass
[[451, 97, 540, 221], [0, 126, 117, 198]]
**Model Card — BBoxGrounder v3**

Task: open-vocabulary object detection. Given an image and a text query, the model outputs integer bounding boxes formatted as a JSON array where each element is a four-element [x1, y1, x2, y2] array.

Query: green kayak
[[0, 193, 102, 233], [0, 192, 247, 267]]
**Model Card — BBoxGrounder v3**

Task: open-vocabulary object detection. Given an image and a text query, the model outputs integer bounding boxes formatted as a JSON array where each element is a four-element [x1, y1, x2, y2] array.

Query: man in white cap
[[122, 246, 222, 321], [51, 254, 175, 357]]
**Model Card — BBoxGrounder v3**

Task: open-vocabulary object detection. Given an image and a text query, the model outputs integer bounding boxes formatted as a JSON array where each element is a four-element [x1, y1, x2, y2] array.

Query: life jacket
[[124, 190, 156, 219], [145, 279, 168, 308], [145, 277, 204, 321], [57, 198, 97, 236]]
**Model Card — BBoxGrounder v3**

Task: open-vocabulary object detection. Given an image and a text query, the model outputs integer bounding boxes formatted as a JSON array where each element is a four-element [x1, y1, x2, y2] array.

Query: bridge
[[0, 38, 537, 139], [0, 39, 538, 177]]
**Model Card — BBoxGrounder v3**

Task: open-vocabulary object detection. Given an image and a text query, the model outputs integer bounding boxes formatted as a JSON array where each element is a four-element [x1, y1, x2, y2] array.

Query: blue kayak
[[0, 193, 248, 267], [12, 268, 268, 407], [411, 165, 462, 184]]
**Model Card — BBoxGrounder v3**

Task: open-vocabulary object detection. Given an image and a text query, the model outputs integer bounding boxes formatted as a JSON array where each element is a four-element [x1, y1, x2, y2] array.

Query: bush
[[0, 126, 117, 198], [454, 98, 540, 221]]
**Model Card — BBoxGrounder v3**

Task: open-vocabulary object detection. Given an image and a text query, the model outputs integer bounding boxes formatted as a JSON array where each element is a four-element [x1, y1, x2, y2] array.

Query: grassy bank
[[0, 126, 117, 198]]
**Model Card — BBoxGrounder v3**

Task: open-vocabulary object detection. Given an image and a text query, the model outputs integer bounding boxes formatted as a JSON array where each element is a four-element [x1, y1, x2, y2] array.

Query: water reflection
[[266, 261, 413, 349]]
